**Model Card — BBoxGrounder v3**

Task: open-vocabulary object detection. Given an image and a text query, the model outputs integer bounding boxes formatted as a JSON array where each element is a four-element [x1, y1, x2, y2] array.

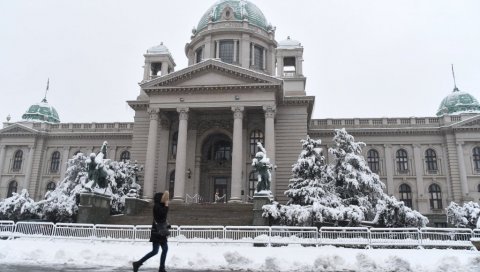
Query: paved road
[[2, 265, 227, 272]]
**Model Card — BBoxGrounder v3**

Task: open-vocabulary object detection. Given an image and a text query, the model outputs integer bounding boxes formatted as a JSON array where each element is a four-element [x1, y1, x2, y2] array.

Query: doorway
[[214, 177, 228, 202]]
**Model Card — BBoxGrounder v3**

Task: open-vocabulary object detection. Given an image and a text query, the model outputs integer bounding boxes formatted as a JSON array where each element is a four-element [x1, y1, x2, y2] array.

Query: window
[[7, 180, 17, 197], [248, 171, 257, 200], [12, 150, 23, 172], [429, 184, 442, 209], [46, 181, 56, 192], [252, 45, 264, 70], [195, 47, 203, 63], [473, 146, 480, 171], [169, 171, 175, 198], [214, 141, 231, 161], [171, 132, 178, 159], [477, 184, 480, 192], [425, 149, 438, 172], [399, 184, 412, 208], [218, 40, 234, 63], [367, 149, 380, 173], [120, 151, 130, 162], [396, 149, 408, 172], [250, 130, 264, 157], [50, 151, 61, 173]]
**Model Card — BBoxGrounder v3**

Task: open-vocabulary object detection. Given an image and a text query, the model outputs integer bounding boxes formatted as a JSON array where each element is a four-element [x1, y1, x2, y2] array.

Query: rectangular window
[[196, 47, 203, 63], [219, 40, 234, 63], [252, 45, 264, 70]]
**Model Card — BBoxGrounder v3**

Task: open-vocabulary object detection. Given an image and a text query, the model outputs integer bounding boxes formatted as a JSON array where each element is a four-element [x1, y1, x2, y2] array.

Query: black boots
[[159, 267, 166, 272], [132, 261, 141, 272]]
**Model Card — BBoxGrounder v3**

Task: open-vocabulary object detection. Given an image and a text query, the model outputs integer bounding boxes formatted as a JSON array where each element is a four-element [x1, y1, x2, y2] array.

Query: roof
[[22, 98, 60, 124], [436, 87, 480, 116]]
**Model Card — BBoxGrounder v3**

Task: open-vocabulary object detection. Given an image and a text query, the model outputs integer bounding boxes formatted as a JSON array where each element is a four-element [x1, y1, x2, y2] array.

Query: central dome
[[22, 98, 60, 123], [197, 0, 269, 32], [436, 87, 480, 116]]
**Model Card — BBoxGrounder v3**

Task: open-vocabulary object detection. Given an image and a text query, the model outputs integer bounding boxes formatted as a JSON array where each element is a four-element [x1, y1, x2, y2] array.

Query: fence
[[0, 221, 477, 250]]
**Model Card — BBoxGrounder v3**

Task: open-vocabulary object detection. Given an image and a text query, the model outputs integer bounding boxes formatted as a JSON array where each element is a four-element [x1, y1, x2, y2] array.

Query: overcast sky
[[1, 0, 479, 123]]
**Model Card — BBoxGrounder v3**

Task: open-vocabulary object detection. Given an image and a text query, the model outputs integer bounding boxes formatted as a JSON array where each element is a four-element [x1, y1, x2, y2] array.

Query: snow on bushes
[[446, 201, 480, 228], [0, 146, 143, 222], [263, 129, 428, 227]]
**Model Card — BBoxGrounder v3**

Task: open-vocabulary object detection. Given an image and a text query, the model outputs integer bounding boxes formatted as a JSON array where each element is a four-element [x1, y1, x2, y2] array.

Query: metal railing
[[1, 221, 477, 249]]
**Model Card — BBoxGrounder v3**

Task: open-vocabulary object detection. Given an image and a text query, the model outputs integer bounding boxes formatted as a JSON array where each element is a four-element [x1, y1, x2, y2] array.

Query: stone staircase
[[105, 202, 254, 226]]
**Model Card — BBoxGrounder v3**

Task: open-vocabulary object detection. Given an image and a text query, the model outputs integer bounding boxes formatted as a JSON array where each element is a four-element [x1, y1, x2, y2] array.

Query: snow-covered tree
[[0, 189, 38, 221], [446, 201, 480, 228], [263, 130, 428, 227]]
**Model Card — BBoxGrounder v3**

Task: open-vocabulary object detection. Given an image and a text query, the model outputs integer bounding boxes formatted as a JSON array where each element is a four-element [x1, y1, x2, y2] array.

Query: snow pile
[[0, 239, 478, 272], [447, 201, 480, 229], [264, 130, 428, 227]]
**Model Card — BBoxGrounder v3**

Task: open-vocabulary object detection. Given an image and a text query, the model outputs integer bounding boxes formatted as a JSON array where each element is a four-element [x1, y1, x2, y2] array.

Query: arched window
[[399, 184, 412, 208], [171, 132, 178, 159], [46, 181, 56, 192], [429, 184, 442, 209], [396, 149, 408, 173], [477, 184, 480, 193], [50, 151, 61, 173], [248, 171, 257, 201], [7, 180, 17, 197], [169, 171, 175, 198], [425, 149, 438, 172], [367, 149, 380, 173], [12, 150, 23, 172], [473, 146, 480, 171], [250, 130, 264, 158], [120, 151, 130, 162], [214, 140, 231, 161]]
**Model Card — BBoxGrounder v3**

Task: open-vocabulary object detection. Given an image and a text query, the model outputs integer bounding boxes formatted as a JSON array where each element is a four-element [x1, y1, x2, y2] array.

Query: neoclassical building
[[1, 0, 480, 226]]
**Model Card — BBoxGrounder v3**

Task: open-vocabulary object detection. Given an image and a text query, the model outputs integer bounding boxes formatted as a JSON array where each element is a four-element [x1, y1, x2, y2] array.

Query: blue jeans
[[138, 242, 168, 269]]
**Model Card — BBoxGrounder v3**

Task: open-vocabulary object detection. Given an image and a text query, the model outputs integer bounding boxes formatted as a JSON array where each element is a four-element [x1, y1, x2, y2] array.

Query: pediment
[[140, 59, 282, 90], [451, 114, 480, 129], [0, 123, 39, 135]]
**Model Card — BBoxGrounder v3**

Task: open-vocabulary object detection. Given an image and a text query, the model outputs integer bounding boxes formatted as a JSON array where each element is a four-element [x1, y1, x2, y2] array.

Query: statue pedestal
[[77, 192, 111, 224], [125, 197, 149, 216], [471, 238, 480, 251], [252, 192, 273, 226]]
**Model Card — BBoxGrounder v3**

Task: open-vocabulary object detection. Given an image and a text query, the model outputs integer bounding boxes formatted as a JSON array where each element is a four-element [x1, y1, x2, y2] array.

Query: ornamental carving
[[231, 106, 244, 120], [177, 107, 189, 121], [263, 105, 276, 119], [147, 108, 160, 120]]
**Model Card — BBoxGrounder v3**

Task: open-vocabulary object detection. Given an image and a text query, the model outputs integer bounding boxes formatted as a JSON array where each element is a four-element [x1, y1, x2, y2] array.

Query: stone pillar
[[161, 61, 168, 76], [296, 57, 303, 75], [276, 56, 283, 77], [230, 106, 244, 202], [456, 143, 469, 197], [215, 41, 220, 58], [413, 145, 426, 197], [23, 146, 35, 191], [240, 33, 250, 68], [156, 117, 171, 192], [204, 35, 212, 59], [262, 48, 266, 70], [0, 145, 6, 176], [143, 108, 160, 200], [263, 105, 276, 196], [173, 107, 189, 202], [194, 155, 201, 195], [233, 40, 238, 63], [60, 147, 70, 181], [143, 61, 151, 80], [384, 145, 394, 195]]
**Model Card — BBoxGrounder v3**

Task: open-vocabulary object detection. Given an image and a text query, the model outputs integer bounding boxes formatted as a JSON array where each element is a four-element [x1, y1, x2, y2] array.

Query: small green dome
[[436, 87, 480, 116], [196, 0, 269, 32], [22, 98, 60, 123]]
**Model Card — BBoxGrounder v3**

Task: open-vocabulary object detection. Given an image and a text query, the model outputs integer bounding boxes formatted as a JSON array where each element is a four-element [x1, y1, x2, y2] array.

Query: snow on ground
[[0, 239, 479, 272]]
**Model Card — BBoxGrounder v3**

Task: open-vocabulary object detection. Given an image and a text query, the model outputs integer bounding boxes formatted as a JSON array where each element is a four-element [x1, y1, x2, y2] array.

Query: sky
[[1, 0, 479, 123]]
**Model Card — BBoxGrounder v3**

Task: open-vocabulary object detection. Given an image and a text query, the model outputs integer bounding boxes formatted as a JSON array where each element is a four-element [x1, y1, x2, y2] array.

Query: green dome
[[196, 0, 269, 32], [436, 87, 480, 116], [22, 98, 60, 123]]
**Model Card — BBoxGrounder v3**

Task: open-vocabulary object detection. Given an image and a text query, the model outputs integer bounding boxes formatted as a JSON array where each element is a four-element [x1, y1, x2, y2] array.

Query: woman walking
[[133, 191, 170, 272]]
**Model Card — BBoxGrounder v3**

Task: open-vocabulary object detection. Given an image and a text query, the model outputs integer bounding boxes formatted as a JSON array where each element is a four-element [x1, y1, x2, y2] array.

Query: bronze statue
[[252, 142, 273, 192], [85, 141, 109, 190]]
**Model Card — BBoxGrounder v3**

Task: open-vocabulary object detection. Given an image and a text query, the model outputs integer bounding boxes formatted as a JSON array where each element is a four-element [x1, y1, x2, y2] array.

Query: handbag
[[154, 221, 171, 236]]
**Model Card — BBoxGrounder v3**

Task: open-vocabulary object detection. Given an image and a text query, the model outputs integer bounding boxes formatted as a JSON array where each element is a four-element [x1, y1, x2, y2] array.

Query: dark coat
[[149, 192, 169, 243]]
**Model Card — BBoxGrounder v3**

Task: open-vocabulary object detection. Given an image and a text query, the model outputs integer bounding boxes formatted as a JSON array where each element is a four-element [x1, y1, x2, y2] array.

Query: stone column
[[173, 107, 189, 202], [276, 56, 283, 77], [60, 147, 70, 181], [413, 145, 426, 197], [156, 117, 171, 192], [240, 33, 250, 68], [230, 106, 244, 202], [161, 61, 168, 76], [233, 40, 238, 63], [263, 105, 276, 196], [456, 142, 469, 197], [384, 145, 394, 195], [23, 146, 35, 191], [0, 145, 6, 176], [143, 61, 151, 80], [143, 108, 160, 200], [215, 41, 220, 58]]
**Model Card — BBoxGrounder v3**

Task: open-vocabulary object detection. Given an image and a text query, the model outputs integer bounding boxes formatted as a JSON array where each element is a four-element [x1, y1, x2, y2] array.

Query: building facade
[[1, 0, 480, 225]]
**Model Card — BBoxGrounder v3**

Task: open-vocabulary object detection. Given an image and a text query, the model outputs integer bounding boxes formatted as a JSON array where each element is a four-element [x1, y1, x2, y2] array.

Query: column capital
[[413, 144, 422, 149], [263, 105, 276, 118], [456, 141, 465, 146], [177, 107, 189, 121], [147, 108, 160, 120], [231, 106, 244, 119]]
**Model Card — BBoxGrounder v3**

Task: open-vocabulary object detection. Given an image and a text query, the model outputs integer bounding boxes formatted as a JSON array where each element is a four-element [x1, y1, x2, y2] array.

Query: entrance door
[[213, 177, 228, 202]]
